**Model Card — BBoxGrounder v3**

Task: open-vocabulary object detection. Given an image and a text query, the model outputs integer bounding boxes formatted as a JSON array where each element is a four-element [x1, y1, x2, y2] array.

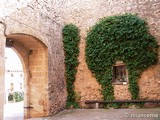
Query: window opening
[[113, 61, 128, 84]]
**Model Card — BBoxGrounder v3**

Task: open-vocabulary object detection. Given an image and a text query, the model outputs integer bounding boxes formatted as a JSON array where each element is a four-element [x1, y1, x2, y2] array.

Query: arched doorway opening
[[4, 47, 24, 120], [4, 33, 49, 119]]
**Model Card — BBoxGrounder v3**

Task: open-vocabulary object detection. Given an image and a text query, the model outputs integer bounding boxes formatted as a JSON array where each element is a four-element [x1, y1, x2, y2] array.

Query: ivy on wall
[[86, 14, 158, 101], [63, 24, 80, 108]]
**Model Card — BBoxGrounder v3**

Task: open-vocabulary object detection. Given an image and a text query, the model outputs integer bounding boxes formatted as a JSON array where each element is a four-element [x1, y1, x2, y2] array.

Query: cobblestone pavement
[[29, 108, 160, 120]]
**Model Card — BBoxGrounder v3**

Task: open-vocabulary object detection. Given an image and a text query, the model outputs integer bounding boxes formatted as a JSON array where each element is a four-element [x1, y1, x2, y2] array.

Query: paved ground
[[3, 102, 160, 120], [4, 101, 24, 120], [29, 108, 160, 120]]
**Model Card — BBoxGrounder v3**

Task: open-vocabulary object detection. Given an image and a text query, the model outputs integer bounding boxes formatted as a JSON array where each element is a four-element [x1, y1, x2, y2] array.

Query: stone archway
[[6, 33, 49, 119]]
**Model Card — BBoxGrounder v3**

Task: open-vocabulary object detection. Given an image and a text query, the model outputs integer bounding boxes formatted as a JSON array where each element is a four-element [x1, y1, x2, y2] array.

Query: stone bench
[[85, 100, 160, 109]]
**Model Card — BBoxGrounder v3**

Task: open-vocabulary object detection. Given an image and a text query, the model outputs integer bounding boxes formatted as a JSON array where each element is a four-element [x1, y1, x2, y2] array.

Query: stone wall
[[60, 0, 160, 107], [0, 0, 160, 118], [0, 23, 5, 119], [139, 65, 160, 100], [0, 0, 67, 118]]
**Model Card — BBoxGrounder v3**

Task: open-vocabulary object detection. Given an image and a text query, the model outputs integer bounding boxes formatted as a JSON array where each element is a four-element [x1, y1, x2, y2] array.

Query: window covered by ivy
[[86, 13, 158, 101]]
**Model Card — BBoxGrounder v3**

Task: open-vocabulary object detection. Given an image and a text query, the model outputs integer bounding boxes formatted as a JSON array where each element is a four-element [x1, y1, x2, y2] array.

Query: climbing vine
[[63, 24, 80, 108], [86, 14, 158, 101]]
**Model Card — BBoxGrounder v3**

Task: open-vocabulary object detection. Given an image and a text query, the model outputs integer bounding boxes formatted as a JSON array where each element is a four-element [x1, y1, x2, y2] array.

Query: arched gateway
[[4, 33, 48, 119]]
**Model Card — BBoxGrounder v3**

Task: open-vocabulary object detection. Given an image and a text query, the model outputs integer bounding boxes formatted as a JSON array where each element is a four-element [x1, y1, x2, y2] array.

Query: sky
[[5, 48, 23, 71]]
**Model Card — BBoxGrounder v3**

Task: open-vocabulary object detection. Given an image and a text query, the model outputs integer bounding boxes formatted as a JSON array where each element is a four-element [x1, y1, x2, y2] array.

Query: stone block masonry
[[0, 0, 159, 119], [0, 0, 66, 118], [0, 23, 6, 119], [60, 0, 160, 107]]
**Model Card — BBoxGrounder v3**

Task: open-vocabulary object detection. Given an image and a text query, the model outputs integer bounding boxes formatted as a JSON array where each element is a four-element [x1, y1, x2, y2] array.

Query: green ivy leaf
[[63, 24, 80, 108], [86, 13, 158, 103]]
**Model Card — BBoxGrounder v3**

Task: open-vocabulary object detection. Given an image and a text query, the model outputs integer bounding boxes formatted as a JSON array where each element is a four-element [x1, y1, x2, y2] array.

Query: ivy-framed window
[[112, 61, 128, 84]]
